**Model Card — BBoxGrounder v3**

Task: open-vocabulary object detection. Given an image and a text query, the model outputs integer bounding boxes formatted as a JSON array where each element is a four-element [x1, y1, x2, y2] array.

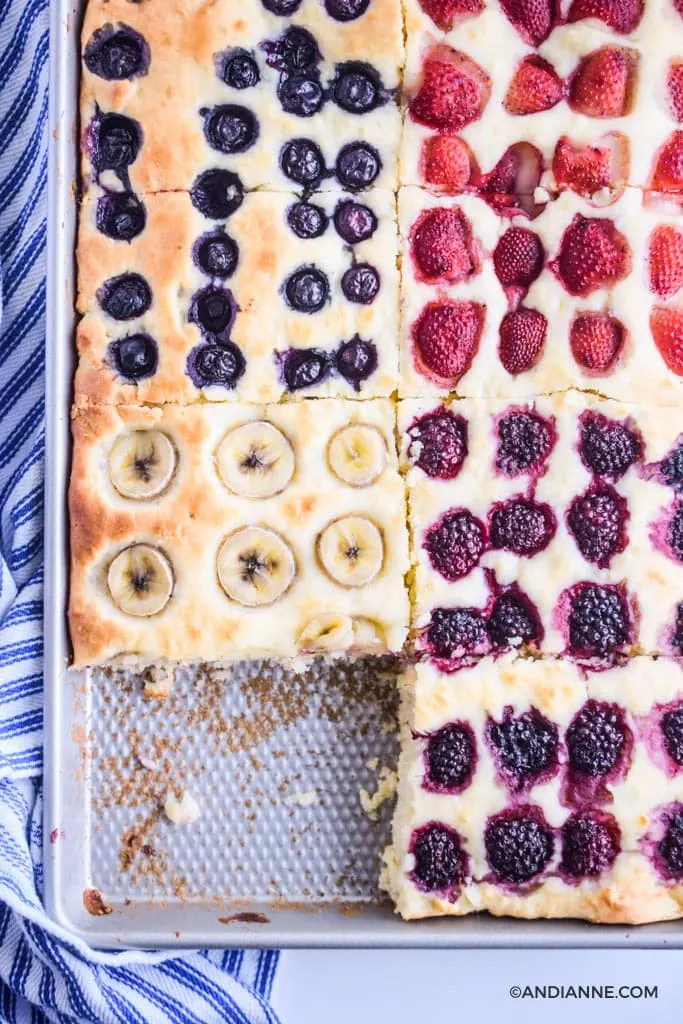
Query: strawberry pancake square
[[401, 0, 683, 192]]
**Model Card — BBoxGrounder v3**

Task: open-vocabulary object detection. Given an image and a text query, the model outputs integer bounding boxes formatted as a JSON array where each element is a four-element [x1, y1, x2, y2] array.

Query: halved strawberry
[[410, 207, 479, 284], [410, 46, 491, 132], [413, 300, 485, 383], [651, 306, 683, 375], [650, 131, 683, 191], [552, 134, 629, 196], [499, 0, 556, 45], [479, 142, 544, 195], [648, 225, 683, 299], [569, 312, 625, 374], [504, 56, 564, 116], [418, 0, 484, 31], [566, 0, 643, 33], [493, 227, 545, 289], [498, 308, 547, 375], [668, 62, 683, 123], [421, 135, 475, 192], [552, 215, 632, 296], [568, 46, 638, 119]]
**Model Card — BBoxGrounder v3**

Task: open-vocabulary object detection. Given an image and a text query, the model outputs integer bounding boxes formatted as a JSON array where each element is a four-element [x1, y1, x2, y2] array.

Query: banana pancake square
[[401, 0, 683, 194], [76, 189, 398, 404], [68, 399, 410, 667], [81, 0, 403, 195], [382, 655, 683, 925]]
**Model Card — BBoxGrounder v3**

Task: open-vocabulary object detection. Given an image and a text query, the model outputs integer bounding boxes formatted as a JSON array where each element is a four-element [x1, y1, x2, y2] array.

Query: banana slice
[[297, 613, 355, 653], [216, 421, 295, 499], [317, 516, 384, 588], [217, 526, 296, 606], [108, 430, 177, 500], [108, 545, 174, 616], [327, 424, 386, 487], [351, 616, 385, 651]]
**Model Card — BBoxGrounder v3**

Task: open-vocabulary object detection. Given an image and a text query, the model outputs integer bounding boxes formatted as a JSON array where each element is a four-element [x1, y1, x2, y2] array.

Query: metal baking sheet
[[44, 0, 683, 948]]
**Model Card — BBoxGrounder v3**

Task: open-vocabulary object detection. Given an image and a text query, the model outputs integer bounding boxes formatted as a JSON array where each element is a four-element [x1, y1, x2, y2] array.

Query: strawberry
[[499, 0, 556, 45], [648, 225, 683, 299], [566, 0, 643, 33], [568, 46, 638, 119], [552, 215, 632, 296], [552, 134, 629, 196], [498, 308, 547, 375], [650, 306, 683, 375], [569, 312, 625, 374], [413, 300, 485, 383], [676, 0, 683, 18], [650, 131, 683, 191], [410, 46, 491, 132], [410, 207, 479, 284], [418, 0, 484, 30], [421, 135, 475, 192], [668, 62, 683, 123], [493, 227, 545, 289], [479, 142, 543, 196], [504, 56, 564, 116]]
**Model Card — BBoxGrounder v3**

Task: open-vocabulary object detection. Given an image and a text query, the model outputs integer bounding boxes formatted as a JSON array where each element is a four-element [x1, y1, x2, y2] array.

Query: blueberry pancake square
[[76, 188, 398, 404], [69, 399, 409, 667], [401, 0, 683, 194], [399, 186, 683, 405], [382, 656, 683, 924], [81, 0, 403, 194], [400, 391, 683, 662]]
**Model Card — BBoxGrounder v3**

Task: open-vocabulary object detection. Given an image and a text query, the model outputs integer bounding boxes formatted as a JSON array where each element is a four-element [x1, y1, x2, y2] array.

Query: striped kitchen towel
[[0, 2, 281, 1020]]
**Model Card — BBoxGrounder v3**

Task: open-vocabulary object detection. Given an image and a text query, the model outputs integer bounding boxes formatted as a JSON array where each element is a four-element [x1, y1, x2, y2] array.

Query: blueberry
[[407, 409, 468, 480], [667, 504, 683, 562], [336, 142, 381, 191], [424, 508, 486, 582], [335, 336, 377, 388], [261, 0, 303, 14], [189, 286, 236, 336], [341, 263, 380, 304], [98, 273, 151, 321], [561, 812, 620, 879], [263, 27, 321, 72], [566, 700, 628, 778], [662, 704, 683, 766], [567, 483, 628, 568], [487, 708, 559, 791], [284, 267, 329, 313], [488, 497, 556, 557], [220, 49, 260, 90], [487, 587, 542, 649], [660, 439, 683, 492], [190, 169, 244, 220], [280, 347, 329, 391], [410, 822, 468, 894], [84, 25, 150, 81], [579, 411, 642, 481], [485, 807, 554, 885], [280, 138, 326, 188], [109, 334, 158, 380], [324, 0, 371, 21], [96, 192, 146, 241], [332, 62, 385, 114], [495, 409, 556, 478], [333, 200, 377, 244], [287, 202, 328, 239], [193, 231, 239, 279], [659, 807, 683, 878], [92, 113, 141, 171], [278, 74, 325, 117], [566, 582, 630, 657], [202, 105, 259, 154], [424, 723, 477, 793], [425, 606, 488, 660], [187, 342, 246, 389]]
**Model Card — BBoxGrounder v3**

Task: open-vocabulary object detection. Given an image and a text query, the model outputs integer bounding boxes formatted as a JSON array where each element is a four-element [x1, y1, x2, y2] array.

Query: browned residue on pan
[[219, 912, 270, 925], [83, 888, 112, 916]]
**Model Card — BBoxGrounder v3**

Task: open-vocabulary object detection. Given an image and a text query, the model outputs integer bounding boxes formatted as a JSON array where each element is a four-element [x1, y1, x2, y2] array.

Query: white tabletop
[[272, 949, 683, 1023]]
